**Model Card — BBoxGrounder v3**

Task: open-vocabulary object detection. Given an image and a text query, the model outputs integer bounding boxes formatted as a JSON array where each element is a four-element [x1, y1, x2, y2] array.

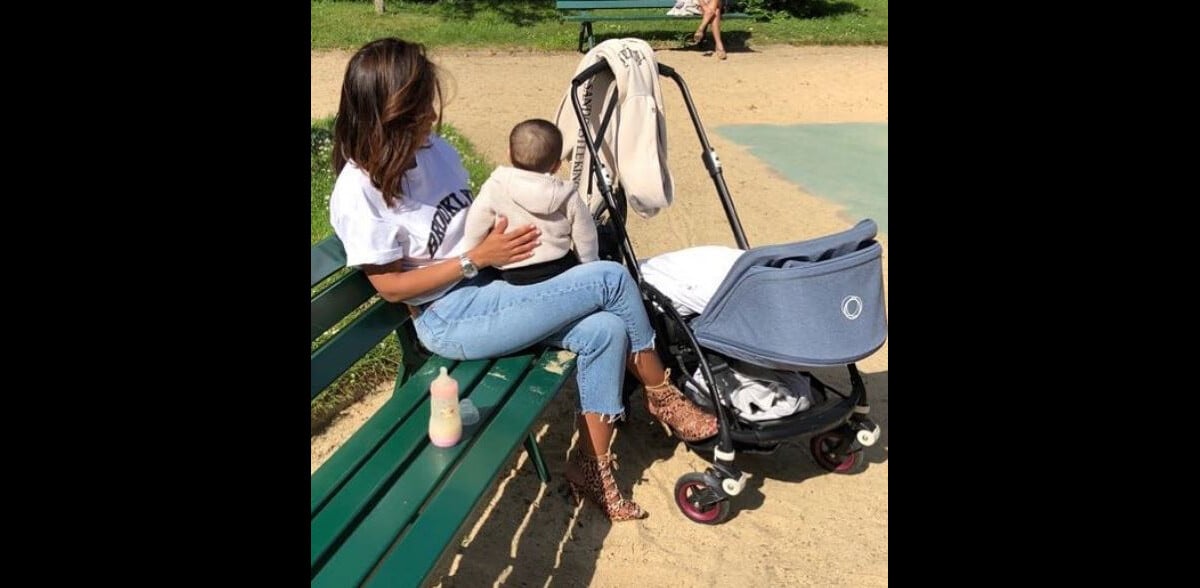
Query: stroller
[[564, 44, 887, 525]]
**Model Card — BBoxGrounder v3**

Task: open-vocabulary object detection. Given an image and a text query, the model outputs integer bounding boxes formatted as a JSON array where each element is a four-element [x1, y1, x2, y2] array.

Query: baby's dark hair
[[509, 119, 563, 173]]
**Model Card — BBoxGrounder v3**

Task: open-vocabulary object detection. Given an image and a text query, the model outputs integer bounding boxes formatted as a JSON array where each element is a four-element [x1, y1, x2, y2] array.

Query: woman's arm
[[363, 216, 540, 303]]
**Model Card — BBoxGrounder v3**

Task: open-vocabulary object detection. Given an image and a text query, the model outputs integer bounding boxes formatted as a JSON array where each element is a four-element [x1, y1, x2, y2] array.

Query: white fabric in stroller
[[685, 360, 814, 421], [638, 245, 745, 316], [666, 0, 704, 16]]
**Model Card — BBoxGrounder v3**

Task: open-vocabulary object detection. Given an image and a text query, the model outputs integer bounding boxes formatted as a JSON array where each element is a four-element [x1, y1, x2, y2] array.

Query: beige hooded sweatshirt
[[554, 38, 674, 219], [462, 165, 599, 270]]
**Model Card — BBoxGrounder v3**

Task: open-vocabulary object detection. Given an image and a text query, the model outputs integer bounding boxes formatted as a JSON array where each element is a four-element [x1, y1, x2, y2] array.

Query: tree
[[374, 1, 385, 15]]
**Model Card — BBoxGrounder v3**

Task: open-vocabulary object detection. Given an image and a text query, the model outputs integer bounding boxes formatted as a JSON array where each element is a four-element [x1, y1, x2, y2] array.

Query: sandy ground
[[312, 44, 888, 587]]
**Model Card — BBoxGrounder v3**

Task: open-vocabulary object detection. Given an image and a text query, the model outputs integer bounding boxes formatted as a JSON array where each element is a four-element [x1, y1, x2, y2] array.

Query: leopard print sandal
[[565, 452, 647, 522]]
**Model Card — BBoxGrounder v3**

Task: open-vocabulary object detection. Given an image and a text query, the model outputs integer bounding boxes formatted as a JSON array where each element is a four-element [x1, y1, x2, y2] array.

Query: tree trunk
[[374, 1, 385, 15]]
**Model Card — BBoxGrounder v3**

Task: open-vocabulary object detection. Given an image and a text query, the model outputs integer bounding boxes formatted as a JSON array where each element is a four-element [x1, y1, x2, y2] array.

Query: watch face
[[461, 256, 478, 277]]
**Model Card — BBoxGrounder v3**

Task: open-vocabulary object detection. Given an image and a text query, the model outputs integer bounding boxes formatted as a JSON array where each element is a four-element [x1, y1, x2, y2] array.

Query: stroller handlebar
[[568, 50, 750, 250], [570, 60, 677, 87], [571, 61, 611, 87]]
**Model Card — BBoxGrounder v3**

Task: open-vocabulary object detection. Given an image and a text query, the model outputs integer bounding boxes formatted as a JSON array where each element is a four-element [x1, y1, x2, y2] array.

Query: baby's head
[[509, 119, 563, 174]]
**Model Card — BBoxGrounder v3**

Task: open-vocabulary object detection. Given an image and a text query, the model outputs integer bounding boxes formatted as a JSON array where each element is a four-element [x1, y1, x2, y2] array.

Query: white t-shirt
[[329, 135, 473, 306]]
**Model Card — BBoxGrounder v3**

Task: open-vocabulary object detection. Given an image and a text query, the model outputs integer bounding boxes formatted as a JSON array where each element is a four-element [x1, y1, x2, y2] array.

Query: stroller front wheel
[[674, 472, 732, 524]]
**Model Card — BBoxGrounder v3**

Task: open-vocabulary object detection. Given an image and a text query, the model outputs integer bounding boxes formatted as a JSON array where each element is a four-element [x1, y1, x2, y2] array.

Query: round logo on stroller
[[841, 295, 863, 320]]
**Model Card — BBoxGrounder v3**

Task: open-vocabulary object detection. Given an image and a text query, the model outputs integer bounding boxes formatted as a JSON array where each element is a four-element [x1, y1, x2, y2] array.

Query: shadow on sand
[[426, 367, 887, 584]]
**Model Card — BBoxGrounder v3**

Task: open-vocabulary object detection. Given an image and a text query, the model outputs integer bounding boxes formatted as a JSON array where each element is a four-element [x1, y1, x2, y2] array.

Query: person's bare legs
[[628, 349, 668, 388], [711, 9, 726, 59], [628, 350, 718, 441], [567, 413, 647, 521], [693, 1, 717, 44], [577, 413, 615, 456]]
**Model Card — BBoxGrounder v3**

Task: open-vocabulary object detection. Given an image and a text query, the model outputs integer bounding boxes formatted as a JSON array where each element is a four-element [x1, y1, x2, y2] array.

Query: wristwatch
[[459, 254, 479, 279]]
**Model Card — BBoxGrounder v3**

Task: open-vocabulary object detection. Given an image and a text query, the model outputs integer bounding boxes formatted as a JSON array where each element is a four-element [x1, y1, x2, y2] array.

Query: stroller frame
[[569, 58, 883, 524]]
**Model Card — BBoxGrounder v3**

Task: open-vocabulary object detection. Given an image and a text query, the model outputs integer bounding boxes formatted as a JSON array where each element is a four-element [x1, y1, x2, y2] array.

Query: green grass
[[310, 0, 888, 51], [310, 116, 494, 435], [311, 122, 336, 245]]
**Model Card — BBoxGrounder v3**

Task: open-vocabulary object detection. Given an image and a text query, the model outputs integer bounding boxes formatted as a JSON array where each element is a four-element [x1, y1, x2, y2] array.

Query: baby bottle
[[428, 367, 462, 448]]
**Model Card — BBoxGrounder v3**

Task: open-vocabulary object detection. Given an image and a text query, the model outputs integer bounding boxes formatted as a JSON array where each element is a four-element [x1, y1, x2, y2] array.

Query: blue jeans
[[413, 260, 655, 419]]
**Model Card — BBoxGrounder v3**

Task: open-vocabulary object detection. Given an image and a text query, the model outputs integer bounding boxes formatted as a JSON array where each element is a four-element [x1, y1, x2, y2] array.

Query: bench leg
[[524, 432, 551, 484], [578, 22, 594, 53]]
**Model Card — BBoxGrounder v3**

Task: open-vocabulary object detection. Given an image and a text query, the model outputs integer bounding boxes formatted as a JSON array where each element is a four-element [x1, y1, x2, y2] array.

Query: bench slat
[[311, 270, 379, 343], [311, 356, 455, 517], [557, 0, 751, 12], [310, 300, 409, 401], [311, 359, 495, 573], [312, 353, 546, 588], [365, 348, 578, 587], [563, 13, 745, 21], [559, 0, 678, 8], [311, 236, 347, 288]]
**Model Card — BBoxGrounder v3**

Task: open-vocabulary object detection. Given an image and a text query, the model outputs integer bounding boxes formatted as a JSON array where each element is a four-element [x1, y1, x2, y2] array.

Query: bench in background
[[310, 236, 577, 587], [557, 0, 751, 53]]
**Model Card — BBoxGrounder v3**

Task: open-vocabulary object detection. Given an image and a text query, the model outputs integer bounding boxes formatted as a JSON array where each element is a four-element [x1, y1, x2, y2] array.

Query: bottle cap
[[459, 398, 480, 425]]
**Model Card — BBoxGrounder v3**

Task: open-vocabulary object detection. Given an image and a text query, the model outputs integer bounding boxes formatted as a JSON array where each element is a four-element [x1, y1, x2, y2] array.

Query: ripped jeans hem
[[580, 409, 627, 424]]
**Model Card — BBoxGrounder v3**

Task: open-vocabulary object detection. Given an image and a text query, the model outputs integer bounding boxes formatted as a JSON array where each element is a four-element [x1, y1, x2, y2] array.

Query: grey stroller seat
[[692, 219, 886, 369]]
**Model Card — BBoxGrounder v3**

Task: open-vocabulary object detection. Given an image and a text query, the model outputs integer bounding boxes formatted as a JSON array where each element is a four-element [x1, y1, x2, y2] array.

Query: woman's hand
[[468, 215, 540, 268]]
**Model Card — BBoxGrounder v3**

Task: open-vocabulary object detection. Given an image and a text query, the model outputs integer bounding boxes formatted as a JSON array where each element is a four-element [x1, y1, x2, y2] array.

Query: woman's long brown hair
[[333, 38, 443, 208]]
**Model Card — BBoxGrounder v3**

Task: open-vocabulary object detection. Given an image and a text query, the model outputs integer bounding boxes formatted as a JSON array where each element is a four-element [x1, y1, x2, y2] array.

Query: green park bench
[[557, 0, 751, 53], [310, 236, 577, 587]]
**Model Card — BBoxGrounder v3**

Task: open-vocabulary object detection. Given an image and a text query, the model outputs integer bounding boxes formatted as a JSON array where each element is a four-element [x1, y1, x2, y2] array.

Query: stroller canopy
[[690, 219, 887, 369]]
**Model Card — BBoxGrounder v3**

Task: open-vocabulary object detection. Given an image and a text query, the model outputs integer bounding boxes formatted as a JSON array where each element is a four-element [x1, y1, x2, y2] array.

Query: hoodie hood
[[489, 166, 577, 215]]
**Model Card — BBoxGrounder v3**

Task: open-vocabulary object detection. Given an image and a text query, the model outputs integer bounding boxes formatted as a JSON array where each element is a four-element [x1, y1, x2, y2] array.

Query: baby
[[463, 119, 599, 285]]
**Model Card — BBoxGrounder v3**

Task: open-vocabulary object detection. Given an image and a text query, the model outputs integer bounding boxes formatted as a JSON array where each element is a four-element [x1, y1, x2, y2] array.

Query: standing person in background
[[692, 0, 728, 60]]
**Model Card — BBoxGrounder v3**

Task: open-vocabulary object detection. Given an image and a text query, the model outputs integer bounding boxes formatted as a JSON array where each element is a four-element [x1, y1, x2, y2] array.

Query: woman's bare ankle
[[630, 350, 666, 387]]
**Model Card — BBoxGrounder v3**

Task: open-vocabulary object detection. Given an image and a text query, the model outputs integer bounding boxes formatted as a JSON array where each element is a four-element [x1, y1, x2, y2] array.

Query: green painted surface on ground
[[716, 123, 888, 234]]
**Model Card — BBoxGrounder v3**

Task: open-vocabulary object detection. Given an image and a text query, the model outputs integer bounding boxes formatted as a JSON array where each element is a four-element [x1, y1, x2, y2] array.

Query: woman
[[327, 38, 717, 522], [693, 0, 728, 60]]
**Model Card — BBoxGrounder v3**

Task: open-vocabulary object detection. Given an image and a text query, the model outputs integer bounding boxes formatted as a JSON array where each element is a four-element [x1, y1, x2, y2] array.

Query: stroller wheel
[[674, 473, 732, 525], [810, 431, 869, 475]]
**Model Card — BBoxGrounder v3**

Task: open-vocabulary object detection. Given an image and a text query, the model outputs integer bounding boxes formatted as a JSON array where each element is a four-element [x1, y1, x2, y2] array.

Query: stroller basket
[[690, 219, 886, 369]]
